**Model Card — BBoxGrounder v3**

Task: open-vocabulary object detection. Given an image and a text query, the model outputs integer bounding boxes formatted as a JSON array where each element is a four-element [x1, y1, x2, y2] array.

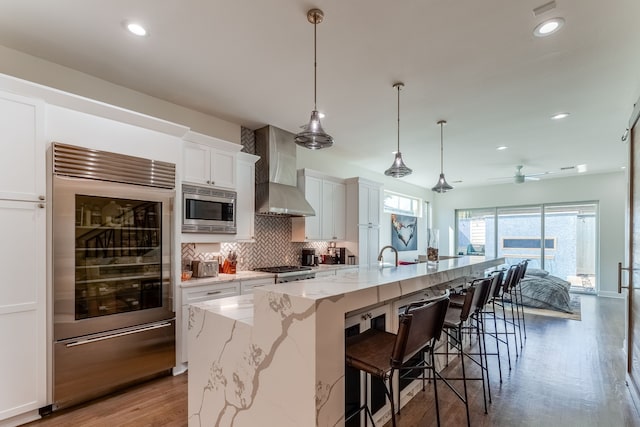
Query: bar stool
[[345, 296, 450, 427], [438, 277, 492, 427]]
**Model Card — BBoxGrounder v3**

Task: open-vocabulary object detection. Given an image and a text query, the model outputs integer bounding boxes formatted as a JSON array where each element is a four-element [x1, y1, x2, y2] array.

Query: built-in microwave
[[182, 183, 236, 234]]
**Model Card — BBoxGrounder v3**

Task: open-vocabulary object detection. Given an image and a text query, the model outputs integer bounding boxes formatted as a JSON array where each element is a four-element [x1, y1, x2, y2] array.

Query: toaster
[[191, 260, 219, 278]]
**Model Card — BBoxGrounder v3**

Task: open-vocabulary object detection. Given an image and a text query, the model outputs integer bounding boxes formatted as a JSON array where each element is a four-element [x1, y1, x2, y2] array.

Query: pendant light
[[431, 120, 454, 193], [384, 82, 412, 178], [295, 8, 334, 150]]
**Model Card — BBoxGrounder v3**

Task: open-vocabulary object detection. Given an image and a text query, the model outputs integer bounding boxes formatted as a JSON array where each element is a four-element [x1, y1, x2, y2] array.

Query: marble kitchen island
[[187, 256, 504, 427]]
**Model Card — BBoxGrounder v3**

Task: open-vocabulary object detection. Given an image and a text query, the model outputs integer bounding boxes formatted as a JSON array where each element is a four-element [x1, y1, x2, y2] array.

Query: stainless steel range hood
[[255, 125, 315, 216]]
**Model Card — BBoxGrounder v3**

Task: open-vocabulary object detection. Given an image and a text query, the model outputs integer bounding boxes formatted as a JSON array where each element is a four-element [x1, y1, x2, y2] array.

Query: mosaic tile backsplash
[[182, 215, 331, 271]]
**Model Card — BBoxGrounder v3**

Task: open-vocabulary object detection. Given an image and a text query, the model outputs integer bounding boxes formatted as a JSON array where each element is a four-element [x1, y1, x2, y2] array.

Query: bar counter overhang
[[187, 256, 504, 426]]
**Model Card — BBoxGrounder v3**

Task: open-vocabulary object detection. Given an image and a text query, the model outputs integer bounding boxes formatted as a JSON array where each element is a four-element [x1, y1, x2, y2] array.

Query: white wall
[[0, 45, 240, 144], [432, 172, 626, 297]]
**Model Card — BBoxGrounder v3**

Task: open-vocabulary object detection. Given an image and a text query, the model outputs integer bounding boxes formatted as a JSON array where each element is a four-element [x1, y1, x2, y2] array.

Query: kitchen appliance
[[302, 248, 316, 266], [52, 143, 176, 410], [254, 125, 315, 216], [253, 266, 316, 283], [182, 183, 236, 233], [337, 247, 346, 264], [191, 260, 219, 278]]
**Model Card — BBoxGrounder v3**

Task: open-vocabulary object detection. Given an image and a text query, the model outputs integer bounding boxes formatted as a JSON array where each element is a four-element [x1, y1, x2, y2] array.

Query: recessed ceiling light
[[125, 22, 148, 37], [622, 166, 627, 170], [533, 17, 565, 37], [496, 146, 508, 151], [551, 112, 570, 120], [576, 164, 587, 173]]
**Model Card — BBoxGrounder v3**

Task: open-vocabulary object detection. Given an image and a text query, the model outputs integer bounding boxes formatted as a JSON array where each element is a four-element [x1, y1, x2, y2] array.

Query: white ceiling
[[1, 0, 639, 189]]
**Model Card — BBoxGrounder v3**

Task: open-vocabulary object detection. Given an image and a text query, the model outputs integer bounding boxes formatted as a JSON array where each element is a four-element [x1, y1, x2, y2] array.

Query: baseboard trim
[[626, 373, 640, 417], [598, 291, 624, 299]]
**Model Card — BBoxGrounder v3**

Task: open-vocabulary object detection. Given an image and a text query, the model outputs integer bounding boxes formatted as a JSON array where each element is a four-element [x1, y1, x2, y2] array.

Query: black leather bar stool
[[345, 296, 450, 427], [438, 277, 492, 427]]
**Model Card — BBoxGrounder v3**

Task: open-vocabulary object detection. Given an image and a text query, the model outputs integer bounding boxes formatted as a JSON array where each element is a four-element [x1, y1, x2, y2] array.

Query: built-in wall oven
[[52, 143, 176, 410]]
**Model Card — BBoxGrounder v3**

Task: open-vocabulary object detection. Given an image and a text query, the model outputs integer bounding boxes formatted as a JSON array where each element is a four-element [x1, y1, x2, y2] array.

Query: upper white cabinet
[[183, 131, 242, 190], [358, 180, 381, 226], [235, 151, 260, 241], [322, 179, 346, 240], [0, 91, 45, 202], [292, 169, 345, 242], [346, 177, 382, 268]]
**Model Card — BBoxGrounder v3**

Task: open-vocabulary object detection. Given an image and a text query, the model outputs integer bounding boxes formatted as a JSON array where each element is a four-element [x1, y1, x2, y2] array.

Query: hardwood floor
[[28, 295, 639, 427]]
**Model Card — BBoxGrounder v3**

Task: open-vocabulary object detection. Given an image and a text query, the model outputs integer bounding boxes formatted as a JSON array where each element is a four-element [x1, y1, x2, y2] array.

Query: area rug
[[520, 294, 581, 321]]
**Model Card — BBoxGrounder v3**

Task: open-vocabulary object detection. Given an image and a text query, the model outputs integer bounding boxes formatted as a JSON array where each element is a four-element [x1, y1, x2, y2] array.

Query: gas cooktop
[[253, 265, 313, 274]]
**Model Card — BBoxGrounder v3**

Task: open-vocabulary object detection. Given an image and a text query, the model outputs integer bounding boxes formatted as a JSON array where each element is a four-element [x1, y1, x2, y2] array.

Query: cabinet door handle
[[38, 203, 45, 208], [210, 181, 215, 185], [206, 291, 222, 295], [38, 195, 45, 200]]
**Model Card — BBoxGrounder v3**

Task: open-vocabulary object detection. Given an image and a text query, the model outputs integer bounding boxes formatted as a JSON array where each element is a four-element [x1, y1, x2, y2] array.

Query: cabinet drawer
[[182, 283, 240, 304], [240, 278, 275, 294]]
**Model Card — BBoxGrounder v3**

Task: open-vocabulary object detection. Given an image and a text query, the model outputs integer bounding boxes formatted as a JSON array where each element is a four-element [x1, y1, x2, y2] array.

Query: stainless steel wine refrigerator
[[51, 143, 176, 410]]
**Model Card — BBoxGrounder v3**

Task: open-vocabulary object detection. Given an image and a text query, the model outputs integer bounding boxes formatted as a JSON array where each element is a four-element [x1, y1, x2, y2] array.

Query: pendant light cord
[[440, 122, 444, 174], [313, 15, 317, 111], [397, 84, 400, 152]]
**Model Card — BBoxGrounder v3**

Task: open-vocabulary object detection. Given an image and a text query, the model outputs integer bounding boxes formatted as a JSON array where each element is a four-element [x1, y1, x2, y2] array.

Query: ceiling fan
[[491, 165, 550, 184]]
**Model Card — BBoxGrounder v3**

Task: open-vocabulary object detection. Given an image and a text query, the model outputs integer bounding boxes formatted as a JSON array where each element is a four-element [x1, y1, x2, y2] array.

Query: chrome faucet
[[378, 245, 399, 267]]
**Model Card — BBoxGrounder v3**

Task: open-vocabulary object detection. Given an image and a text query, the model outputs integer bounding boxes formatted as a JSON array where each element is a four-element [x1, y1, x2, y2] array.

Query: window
[[383, 191, 422, 217], [455, 202, 598, 293]]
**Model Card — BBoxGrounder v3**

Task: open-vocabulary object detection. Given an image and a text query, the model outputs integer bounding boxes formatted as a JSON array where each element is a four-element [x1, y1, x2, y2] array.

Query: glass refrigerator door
[[74, 195, 163, 320]]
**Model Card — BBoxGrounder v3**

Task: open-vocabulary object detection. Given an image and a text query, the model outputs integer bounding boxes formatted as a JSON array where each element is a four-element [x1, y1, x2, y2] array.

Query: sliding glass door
[[456, 201, 598, 293], [497, 206, 543, 268], [544, 203, 597, 293]]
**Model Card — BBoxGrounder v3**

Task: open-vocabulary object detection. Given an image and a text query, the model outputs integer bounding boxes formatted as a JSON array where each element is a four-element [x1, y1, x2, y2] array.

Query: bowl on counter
[[181, 270, 193, 281]]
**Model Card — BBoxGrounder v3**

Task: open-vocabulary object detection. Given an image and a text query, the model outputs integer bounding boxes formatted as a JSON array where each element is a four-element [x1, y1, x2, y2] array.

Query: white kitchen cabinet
[[358, 180, 381, 227], [240, 277, 275, 294], [292, 169, 346, 242], [0, 91, 46, 426], [322, 180, 346, 240], [292, 173, 322, 241], [0, 200, 46, 424], [180, 282, 240, 363], [346, 178, 383, 268], [235, 152, 260, 241], [183, 132, 242, 190], [0, 92, 45, 202]]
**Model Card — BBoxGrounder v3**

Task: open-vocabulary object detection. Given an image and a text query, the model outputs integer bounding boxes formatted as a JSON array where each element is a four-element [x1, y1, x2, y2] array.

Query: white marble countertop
[[180, 270, 275, 288], [192, 256, 501, 319], [180, 264, 357, 288]]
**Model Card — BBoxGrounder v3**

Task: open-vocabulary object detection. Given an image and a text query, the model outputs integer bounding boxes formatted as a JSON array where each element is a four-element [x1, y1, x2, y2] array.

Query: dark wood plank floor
[[28, 295, 639, 427]]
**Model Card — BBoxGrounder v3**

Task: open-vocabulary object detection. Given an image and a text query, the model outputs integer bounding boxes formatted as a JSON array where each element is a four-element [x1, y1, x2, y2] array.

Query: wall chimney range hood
[[255, 125, 315, 217]]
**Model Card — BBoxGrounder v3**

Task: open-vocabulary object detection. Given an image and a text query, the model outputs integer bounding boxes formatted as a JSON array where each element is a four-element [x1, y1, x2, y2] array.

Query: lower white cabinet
[[0, 200, 46, 425], [240, 278, 275, 294], [180, 282, 240, 363]]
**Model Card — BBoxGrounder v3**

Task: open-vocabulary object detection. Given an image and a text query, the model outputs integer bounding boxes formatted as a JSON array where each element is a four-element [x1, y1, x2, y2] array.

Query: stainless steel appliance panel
[[53, 175, 174, 341], [182, 183, 236, 234], [53, 320, 175, 409]]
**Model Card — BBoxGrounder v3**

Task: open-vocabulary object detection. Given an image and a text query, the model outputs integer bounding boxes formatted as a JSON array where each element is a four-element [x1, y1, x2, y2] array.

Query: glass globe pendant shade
[[384, 82, 412, 178], [295, 9, 333, 150], [295, 110, 334, 149], [431, 173, 453, 193], [385, 152, 412, 178]]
